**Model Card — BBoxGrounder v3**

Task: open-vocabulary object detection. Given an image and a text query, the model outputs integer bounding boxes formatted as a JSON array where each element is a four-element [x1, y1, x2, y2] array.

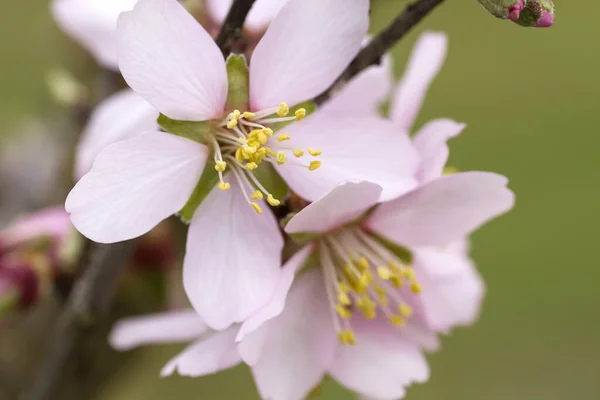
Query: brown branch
[[215, 0, 257, 56], [20, 241, 134, 400], [315, 0, 447, 105]]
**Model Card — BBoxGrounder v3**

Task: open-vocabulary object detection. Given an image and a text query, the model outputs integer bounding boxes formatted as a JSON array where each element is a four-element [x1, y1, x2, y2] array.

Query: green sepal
[[268, 100, 317, 132], [288, 231, 322, 247], [225, 54, 250, 111], [372, 233, 413, 264], [178, 160, 220, 222], [253, 162, 288, 201], [157, 114, 211, 144]]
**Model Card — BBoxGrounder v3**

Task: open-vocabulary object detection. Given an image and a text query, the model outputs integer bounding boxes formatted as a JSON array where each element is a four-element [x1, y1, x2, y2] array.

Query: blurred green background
[[2, 0, 599, 399]]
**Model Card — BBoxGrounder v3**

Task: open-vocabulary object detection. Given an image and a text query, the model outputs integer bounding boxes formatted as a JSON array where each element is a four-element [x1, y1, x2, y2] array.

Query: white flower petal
[[75, 90, 158, 179], [205, 0, 288, 33], [109, 310, 207, 351], [118, 0, 227, 121], [249, 0, 369, 110], [66, 131, 207, 243], [183, 175, 284, 330]]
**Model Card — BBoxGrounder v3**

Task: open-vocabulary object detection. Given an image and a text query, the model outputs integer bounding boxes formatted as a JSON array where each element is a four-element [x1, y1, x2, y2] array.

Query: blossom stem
[[315, 0, 447, 105], [215, 0, 257, 56]]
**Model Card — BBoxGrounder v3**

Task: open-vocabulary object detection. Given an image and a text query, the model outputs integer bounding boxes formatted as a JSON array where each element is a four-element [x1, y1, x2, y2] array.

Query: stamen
[[242, 112, 256, 119], [267, 194, 280, 206], [308, 148, 322, 156], [215, 161, 227, 172], [251, 190, 263, 200], [250, 202, 263, 214], [218, 181, 231, 190], [277, 134, 291, 142], [309, 161, 321, 171], [295, 108, 306, 120], [276, 152, 287, 165], [293, 149, 304, 157], [276, 103, 289, 117], [245, 162, 258, 171]]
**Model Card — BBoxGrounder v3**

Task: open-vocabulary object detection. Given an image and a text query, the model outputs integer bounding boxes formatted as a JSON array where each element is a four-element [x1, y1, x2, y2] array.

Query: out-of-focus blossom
[[66, 0, 420, 331], [51, 0, 290, 70]]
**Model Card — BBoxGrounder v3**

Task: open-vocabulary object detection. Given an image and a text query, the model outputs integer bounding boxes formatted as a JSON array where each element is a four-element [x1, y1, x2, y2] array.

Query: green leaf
[[253, 162, 288, 200], [157, 114, 211, 144], [178, 160, 220, 222], [268, 100, 317, 132], [225, 54, 250, 111]]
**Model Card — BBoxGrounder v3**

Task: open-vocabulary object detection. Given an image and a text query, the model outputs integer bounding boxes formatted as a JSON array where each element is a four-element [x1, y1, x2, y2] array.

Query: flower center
[[210, 102, 322, 214], [318, 227, 422, 345]]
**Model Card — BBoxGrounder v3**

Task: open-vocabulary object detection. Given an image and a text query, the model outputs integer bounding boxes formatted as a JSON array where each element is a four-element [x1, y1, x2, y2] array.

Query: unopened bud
[[478, 0, 554, 28], [0, 264, 39, 317]]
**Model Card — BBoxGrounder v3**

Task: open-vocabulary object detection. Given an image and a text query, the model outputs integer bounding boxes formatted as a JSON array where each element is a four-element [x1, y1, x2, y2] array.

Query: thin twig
[[20, 241, 134, 400], [315, 0, 447, 105], [215, 0, 257, 56]]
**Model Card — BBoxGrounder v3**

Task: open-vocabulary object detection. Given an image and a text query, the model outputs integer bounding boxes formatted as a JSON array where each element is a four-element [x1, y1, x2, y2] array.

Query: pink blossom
[[0, 206, 71, 251], [66, 0, 417, 330], [51, 0, 289, 69]]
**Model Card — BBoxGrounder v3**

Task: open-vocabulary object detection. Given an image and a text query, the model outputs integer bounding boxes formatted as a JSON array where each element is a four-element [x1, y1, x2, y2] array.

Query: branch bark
[[315, 0, 447, 105], [215, 0, 257, 56], [20, 241, 134, 400]]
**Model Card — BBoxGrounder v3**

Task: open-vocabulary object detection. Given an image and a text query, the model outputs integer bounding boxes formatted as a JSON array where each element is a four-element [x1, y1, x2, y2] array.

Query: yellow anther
[[295, 108, 306, 120], [242, 145, 257, 156], [373, 284, 386, 295], [356, 294, 376, 311], [267, 194, 281, 207], [293, 149, 305, 157], [377, 266, 392, 280], [277, 134, 291, 142], [390, 275, 403, 288], [337, 291, 351, 306], [337, 330, 356, 345], [235, 148, 244, 163], [356, 257, 369, 270], [339, 282, 350, 294], [389, 263, 401, 273], [276, 151, 287, 165], [226, 119, 238, 129], [401, 267, 416, 281], [218, 181, 231, 191], [390, 315, 406, 326], [251, 190, 264, 200], [215, 160, 227, 172], [245, 162, 258, 171], [250, 202, 263, 214], [262, 128, 273, 137], [410, 282, 422, 294], [243, 111, 256, 119], [277, 102, 289, 117], [309, 161, 321, 171], [399, 304, 413, 317], [258, 131, 268, 144], [308, 148, 322, 156], [232, 109, 241, 118], [335, 304, 352, 320]]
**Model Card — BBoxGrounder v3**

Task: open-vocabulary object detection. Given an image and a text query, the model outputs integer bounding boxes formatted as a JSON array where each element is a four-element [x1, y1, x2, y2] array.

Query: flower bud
[[478, 0, 554, 27], [0, 264, 39, 318]]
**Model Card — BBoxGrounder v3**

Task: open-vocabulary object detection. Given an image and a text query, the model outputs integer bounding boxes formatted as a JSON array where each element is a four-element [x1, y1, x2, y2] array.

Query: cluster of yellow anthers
[[211, 103, 323, 214], [319, 229, 422, 345]]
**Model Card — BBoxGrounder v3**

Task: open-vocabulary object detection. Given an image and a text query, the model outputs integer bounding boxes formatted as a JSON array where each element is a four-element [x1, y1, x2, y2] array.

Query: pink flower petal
[[328, 317, 429, 399], [285, 181, 382, 235], [109, 310, 207, 351], [75, 90, 158, 179], [412, 119, 465, 183], [205, 0, 288, 33], [117, 0, 227, 121], [275, 114, 419, 202], [66, 131, 207, 243], [236, 244, 313, 343], [249, 0, 369, 110], [183, 175, 284, 330], [320, 55, 393, 116], [413, 241, 485, 332], [0, 206, 71, 248], [51, 0, 138, 69], [390, 32, 448, 132], [161, 326, 240, 377], [367, 172, 515, 247], [247, 269, 337, 400]]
